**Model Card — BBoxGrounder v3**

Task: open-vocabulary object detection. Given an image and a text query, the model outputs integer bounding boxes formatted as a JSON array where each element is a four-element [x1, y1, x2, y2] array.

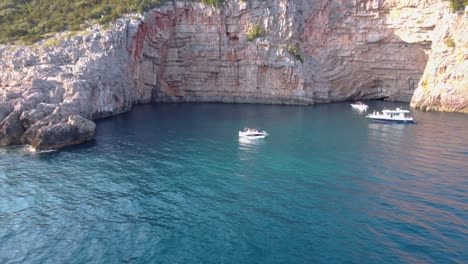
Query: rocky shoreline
[[0, 17, 139, 150], [0, 0, 466, 150]]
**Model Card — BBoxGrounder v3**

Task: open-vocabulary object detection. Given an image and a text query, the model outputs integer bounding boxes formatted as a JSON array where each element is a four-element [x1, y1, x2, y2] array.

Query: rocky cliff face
[[411, 10, 468, 113], [0, 0, 466, 150], [0, 18, 140, 150], [131, 0, 434, 104]]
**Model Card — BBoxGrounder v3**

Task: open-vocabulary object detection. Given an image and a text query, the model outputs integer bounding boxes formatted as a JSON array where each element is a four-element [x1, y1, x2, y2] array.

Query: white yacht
[[350, 101, 369, 111], [239, 128, 269, 138], [367, 108, 416, 123]]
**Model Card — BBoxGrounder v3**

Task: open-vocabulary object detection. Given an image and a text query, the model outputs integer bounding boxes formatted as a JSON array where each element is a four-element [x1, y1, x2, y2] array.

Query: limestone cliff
[[0, 18, 141, 150], [411, 10, 468, 113], [131, 0, 434, 104], [0, 0, 466, 150]]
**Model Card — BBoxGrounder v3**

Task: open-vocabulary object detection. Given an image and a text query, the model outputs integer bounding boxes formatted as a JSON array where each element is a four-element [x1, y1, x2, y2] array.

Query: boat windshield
[[244, 128, 261, 132]]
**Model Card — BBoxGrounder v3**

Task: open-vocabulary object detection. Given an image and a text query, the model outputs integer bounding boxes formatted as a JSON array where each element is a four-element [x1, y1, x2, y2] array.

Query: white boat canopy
[[382, 108, 410, 114]]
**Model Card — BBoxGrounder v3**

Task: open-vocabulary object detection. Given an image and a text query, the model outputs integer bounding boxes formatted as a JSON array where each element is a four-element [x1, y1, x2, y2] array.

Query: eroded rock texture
[[411, 11, 468, 113], [0, 0, 466, 149], [0, 18, 140, 150], [132, 0, 463, 105], [132, 2, 311, 105]]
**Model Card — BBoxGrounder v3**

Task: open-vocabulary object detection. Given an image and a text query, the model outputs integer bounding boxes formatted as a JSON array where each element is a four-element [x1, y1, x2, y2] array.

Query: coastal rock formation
[[26, 115, 96, 150], [131, 2, 311, 105], [0, 0, 466, 150], [131, 0, 434, 104], [411, 11, 468, 113], [0, 18, 140, 150]]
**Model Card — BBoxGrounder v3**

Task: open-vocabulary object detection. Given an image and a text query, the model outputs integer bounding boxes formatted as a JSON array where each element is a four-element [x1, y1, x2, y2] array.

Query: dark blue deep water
[[1, 102, 467, 263]]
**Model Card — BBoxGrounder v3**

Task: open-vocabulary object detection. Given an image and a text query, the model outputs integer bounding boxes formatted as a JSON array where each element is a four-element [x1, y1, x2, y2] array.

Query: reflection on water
[[368, 122, 407, 131], [351, 108, 368, 114], [238, 137, 266, 162], [368, 122, 407, 141], [238, 137, 266, 147]]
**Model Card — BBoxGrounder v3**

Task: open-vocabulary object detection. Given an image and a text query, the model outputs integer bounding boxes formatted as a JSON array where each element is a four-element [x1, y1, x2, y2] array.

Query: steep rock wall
[[131, 0, 439, 104], [132, 2, 311, 105], [411, 11, 468, 113]]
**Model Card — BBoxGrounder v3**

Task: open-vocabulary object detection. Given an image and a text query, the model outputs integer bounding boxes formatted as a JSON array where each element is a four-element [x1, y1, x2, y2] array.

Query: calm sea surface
[[0, 102, 467, 263]]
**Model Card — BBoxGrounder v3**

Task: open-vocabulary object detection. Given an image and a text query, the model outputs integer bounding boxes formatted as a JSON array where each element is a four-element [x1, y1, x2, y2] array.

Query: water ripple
[[0, 102, 467, 263]]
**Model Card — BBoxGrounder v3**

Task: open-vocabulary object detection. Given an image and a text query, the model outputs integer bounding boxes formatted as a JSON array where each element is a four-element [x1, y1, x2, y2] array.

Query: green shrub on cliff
[[0, 0, 167, 45], [246, 24, 265, 41], [287, 44, 304, 63], [200, 0, 224, 7], [445, 0, 467, 12]]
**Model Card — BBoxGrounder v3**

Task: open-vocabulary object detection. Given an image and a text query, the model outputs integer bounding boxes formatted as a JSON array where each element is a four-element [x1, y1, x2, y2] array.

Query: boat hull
[[367, 118, 416, 124], [238, 131, 269, 138], [239, 135, 268, 139]]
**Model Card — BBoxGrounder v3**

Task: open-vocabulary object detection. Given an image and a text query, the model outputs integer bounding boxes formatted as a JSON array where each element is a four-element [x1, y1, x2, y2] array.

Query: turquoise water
[[1, 102, 467, 263]]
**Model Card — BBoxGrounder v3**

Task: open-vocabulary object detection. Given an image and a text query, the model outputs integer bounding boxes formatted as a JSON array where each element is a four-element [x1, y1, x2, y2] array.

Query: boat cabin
[[381, 108, 411, 118]]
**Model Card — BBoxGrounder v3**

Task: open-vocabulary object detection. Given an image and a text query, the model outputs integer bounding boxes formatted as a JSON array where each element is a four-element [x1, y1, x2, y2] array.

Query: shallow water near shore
[[1, 102, 467, 263]]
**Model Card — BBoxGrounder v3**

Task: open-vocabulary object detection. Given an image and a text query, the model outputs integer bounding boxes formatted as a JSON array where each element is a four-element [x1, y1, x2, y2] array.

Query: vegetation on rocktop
[[446, 0, 468, 12], [0, 0, 167, 45], [1, 0, 466, 45]]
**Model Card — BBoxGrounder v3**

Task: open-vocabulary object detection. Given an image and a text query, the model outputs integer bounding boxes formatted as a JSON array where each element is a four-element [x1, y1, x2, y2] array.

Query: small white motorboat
[[367, 108, 416, 123], [350, 101, 369, 111], [239, 128, 269, 139]]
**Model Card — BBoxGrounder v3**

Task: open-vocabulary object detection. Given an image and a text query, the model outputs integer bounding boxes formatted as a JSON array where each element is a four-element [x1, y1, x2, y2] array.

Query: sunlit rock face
[[411, 11, 468, 113], [131, 2, 311, 105], [0, 0, 466, 149], [131, 0, 442, 104]]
